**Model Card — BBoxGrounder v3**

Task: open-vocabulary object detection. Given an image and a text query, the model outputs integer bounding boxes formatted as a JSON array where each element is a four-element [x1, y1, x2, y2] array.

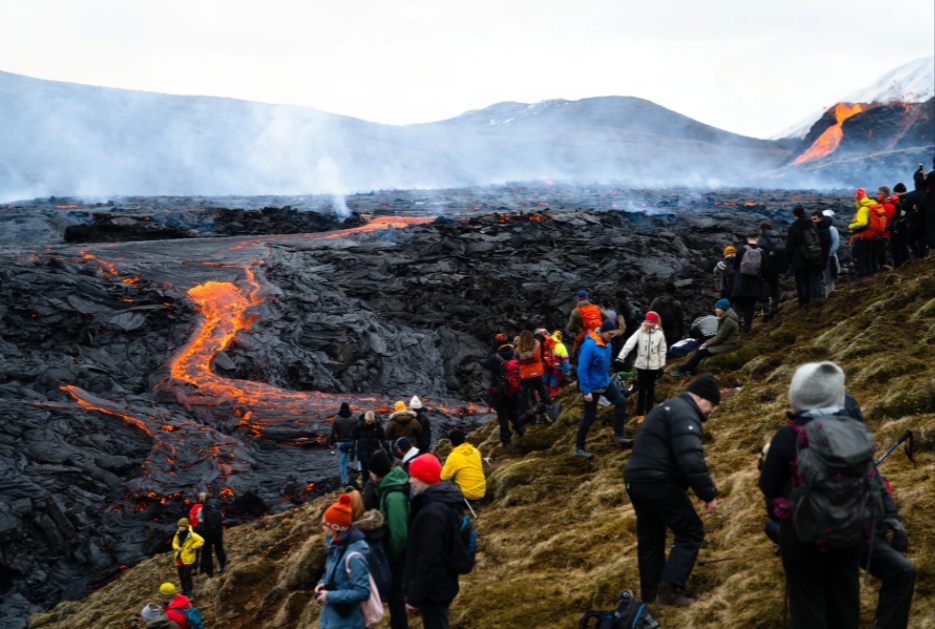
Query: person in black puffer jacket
[[786, 206, 823, 308], [623, 374, 721, 607], [352, 411, 388, 484]]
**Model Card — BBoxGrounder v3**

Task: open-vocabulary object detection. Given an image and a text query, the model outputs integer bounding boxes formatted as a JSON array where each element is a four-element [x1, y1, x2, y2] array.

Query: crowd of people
[[138, 168, 930, 628]]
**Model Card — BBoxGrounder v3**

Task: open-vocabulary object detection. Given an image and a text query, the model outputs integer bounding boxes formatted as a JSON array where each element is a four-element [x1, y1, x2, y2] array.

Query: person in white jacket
[[619, 312, 667, 417]]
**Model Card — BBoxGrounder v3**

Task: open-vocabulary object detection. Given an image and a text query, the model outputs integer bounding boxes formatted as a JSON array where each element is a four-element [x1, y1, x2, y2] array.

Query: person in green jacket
[[671, 299, 740, 377], [369, 450, 410, 629]]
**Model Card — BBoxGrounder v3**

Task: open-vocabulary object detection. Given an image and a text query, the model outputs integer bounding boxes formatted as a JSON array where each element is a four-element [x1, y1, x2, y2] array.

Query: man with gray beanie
[[759, 361, 877, 629], [624, 373, 720, 607]]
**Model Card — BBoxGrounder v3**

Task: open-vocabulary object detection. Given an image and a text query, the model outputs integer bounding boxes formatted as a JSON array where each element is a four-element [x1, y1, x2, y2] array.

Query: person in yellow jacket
[[849, 189, 881, 280], [440, 429, 487, 501], [548, 331, 571, 396], [173, 518, 204, 597]]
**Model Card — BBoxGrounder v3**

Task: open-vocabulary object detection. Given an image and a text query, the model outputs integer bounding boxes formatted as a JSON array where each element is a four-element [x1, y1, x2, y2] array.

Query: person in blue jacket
[[315, 494, 372, 629], [575, 319, 632, 458]]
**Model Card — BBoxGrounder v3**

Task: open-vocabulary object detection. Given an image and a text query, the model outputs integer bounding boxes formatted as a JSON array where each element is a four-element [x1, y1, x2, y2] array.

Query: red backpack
[[495, 354, 521, 397], [577, 304, 604, 335], [539, 333, 557, 369]]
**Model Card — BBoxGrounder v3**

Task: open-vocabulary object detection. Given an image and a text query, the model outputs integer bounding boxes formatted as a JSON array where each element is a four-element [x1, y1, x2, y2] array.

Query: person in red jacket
[[158, 583, 189, 629], [875, 186, 897, 271]]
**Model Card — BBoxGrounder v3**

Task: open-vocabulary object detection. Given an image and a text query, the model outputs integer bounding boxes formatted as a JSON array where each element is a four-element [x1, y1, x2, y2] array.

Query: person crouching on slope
[[441, 429, 486, 501], [173, 519, 204, 598]]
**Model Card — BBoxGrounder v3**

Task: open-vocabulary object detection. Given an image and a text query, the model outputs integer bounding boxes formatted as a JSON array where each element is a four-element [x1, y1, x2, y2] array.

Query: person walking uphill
[[173, 519, 204, 598], [441, 429, 486, 501], [758, 362, 881, 629], [731, 231, 767, 332], [566, 290, 609, 362], [516, 330, 559, 422], [331, 402, 358, 485], [787, 205, 824, 307], [483, 342, 524, 448], [618, 312, 667, 418], [157, 583, 195, 629], [670, 300, 739, 378], [623, 374, 720, 607], [406, 455, 467, 629], [369, 451, 410, 629], [385, 401, 423, 444], [315, 494, 374, 629], [575, 320, 631, 458], [649, 282, 685, 349]]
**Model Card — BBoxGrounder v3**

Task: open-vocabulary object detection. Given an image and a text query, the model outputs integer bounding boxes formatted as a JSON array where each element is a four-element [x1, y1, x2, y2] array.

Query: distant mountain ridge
[[0, 70, 788, 201]]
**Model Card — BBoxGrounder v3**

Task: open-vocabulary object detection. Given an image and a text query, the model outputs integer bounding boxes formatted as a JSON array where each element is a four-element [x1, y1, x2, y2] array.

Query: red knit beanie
[[409, 454, 442, 485], [645, 312, 659, 324], [322, 494, 353, 532]]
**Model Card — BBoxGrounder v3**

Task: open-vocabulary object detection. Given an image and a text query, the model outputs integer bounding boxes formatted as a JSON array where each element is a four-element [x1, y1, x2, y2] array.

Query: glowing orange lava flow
[[793, 103, 864, 165]]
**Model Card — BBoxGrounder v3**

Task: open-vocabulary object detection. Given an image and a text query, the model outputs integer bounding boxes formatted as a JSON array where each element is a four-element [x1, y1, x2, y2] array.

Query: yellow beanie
[[394, 401, 406, 412], [177, 518, 189, 528], [159, 583, 177, 597], [723, 246, 737, 257]]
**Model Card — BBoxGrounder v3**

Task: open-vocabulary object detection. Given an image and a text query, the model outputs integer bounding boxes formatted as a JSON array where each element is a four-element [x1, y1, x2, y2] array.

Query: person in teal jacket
[[315, 494, 372, 629], [575, 320, 631, 458], [370, 450, 410, 629]]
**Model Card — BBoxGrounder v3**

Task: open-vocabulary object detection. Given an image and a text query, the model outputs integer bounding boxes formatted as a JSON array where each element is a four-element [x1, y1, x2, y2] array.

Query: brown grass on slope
[[30, 260, 934, 629]]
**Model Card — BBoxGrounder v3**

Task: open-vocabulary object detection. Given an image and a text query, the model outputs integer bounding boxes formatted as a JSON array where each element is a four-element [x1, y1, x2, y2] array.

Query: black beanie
[[338, 402, 352, 418], [450, 429, 466, 446], [368, 450, 392, 478], [686, 373, 720, 406], [894, 183, 907, 194], [665, 281, 676, 294]]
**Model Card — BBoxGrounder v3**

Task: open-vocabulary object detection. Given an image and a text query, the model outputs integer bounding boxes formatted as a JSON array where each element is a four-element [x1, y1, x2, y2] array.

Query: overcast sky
[[1, 0, 932, 138]]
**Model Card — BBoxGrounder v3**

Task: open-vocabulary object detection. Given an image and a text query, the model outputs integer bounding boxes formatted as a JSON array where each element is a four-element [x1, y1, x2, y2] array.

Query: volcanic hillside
[[26, 259, 935, 629]]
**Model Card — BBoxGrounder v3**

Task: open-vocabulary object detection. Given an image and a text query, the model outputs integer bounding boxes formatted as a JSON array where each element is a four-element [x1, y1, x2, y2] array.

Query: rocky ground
[[0, 187, 882, 627], [24, 259, 934, 629]]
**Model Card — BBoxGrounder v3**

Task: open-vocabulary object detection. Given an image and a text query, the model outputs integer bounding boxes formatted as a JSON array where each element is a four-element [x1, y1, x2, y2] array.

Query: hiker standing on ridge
[[386, 401, 423, 444], [624, 373, 720, 607], [849, 190, 887, 280], [731, 231, 767, 333], [331, 402, 358, 485], [889, 183, 911, 268], [759, 362, 883, 629], [821, 210, 841, 295], [172, 518, 204, 598], [566, 290, 609, 365], [787, 205, 824, 307], [409, 396, 432, 454], [757, 222, 788, 321], [905, 170, 929, 259], [516, 330, 560, 423], [649, 282, 685, 351], [406, 454, 467, 629], [575, 320, 632, 458], [714, 247, 737, 300], [812, 210, 834, 298], [369, 450, 411, 629], [618, 312, 666, 420], [315, 494, 373, 629], [547, 331, 571, 396], [483, 341, 525, 448], [197, 492, 226, 578], [352, 411, 388, 484], [670, 299, 738, 378], [875, 186, 897, 271]]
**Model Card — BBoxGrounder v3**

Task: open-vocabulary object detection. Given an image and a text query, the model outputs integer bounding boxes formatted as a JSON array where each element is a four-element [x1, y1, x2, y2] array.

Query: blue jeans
[[576, 381, 627, 448], [336, 442, 353, 484], [810, 267, 823, 299]]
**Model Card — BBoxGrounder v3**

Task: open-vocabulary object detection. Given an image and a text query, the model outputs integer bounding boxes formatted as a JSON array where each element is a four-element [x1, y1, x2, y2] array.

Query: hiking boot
[[217, 566, 225, 574], [614, 435, 634, 447], [500, 442, 512, 449], [655, 583, 694, 607], [547, 403, 562, 422], [516, 425, 527, 437], [669, 368, 691, 378], [573, 446, 593, 458]]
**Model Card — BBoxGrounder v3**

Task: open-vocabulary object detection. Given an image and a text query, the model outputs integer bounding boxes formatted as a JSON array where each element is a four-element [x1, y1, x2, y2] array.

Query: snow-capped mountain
[[772, 56, 934, 140]]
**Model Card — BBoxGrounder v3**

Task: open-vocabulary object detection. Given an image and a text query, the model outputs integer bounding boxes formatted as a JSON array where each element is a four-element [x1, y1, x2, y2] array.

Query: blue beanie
[[715, 299, 730, 310], [577, 290, 588, 300]]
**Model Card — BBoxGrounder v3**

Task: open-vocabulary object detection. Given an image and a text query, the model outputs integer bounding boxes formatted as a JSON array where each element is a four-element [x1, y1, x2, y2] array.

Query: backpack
[[494, 354, 522, 397], [201, 500, 223, 533], [345, 552, 385, 628], [763, 234, 789, 274], [363, 538, 393, 601], [655, 297, 679, 336], [444, 509, 477, 575], [539, 333, 557, 369], [145, 618, 179, 629], [578, 591, 660, 629], [183, 607, 206, 629], [578, 304, 604, 335], [788, 416, 884, 549], [863, 204, 888, 240], [798, 226, 822, 263], [739, 244, 763, 276]]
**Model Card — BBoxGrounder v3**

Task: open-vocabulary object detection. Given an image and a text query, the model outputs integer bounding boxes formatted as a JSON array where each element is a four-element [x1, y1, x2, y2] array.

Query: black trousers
[[890, 232, 911, 268], [626, 482, 704, 601], [419, 602, 451, 629], [779, 520, 860, 629], [794, 269, 815, 307], [200, 529, 227, 577], [576, 381, 627, 447], [520, 377, 552, 414], [177, 564, 194, 593], [681, 348, 712, 373], [635, 369, 657, 416], [908, 223, 928, 258], [926, 209, 935, 249], [875, 239, 889, 269], [495, 394, 523, 445], [388, 557, 409, 629], [734, 296, 756, 333], [763, 273, 780, 318], [861, 539, 916, 629], [852, 239, 875, 280]]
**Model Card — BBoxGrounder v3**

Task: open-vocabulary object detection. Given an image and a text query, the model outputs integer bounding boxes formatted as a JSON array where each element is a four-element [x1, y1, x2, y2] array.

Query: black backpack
[[799, 226, 822, 263], [579, 591, 659, 629], [444, 507, 477, 575], [763, 234, 789, 274], [201, 500, 223, 533], [655, 297, 679, 336]]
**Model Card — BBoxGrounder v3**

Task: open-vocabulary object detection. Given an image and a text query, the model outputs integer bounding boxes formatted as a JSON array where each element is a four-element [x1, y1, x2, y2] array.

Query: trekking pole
[[696, 554, 753, 566], [875, 429, 914, 467], [463, 498, 478, 520]]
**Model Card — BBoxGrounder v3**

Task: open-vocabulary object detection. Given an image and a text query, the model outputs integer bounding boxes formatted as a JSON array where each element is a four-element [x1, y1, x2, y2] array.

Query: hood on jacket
[[390, 410, 418, 423], [401, 447, 421, 464], [166, 594, 190, 612], [720, 308, 739, 324], [419, 480, 466, 507], [353, 509, 385, 533], [818, 216, 833, 230], [497, 345, 516, 360], [379, 465, 410, 489]]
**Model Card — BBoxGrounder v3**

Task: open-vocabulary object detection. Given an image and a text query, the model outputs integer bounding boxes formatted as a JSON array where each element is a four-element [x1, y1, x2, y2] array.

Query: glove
[[855, 188, 866, 200], [883, 518, 909, 552]]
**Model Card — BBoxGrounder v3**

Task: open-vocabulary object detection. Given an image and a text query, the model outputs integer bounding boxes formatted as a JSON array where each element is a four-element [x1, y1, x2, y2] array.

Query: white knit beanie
[[788, 362, 845, 411], [141, 604, 163, 622], [409, 396, 423, 410]]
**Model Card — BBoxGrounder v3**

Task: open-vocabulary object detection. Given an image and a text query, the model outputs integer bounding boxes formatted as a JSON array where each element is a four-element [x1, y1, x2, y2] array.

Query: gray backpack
[[739, 245, 763, 276], [789, 416, 883, 549]]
